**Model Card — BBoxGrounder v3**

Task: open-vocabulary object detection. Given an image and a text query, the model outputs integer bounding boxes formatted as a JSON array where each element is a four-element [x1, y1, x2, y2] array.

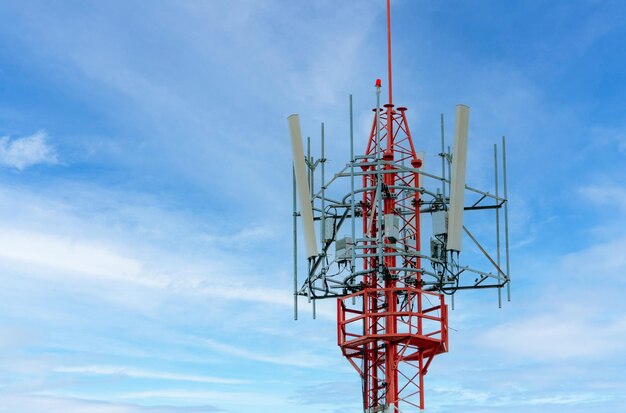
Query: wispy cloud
[[203, 338, 335, 369], [0, 2, 625, 412], [579, 185, 626, 213], [429, 382, 612, 410], [55, 365, 248, 385], [475, 231, 626, 362], [477, 313, 626, 361], [0, 130, 57, 170], [288, 381, 361, 405], [119, 390, 281, 405], [0, 227, 147, 283], [0, 224, 291, 309], [0, 395, 222, 413]]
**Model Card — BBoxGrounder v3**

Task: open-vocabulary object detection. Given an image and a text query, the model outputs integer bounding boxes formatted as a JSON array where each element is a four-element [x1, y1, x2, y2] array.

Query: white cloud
[[0, 225, 291, 309], [0, 130, 57, 170], [475, 234, 626, 362], [430, 383, 494, 406], [561, 235, 626, 277], [429, 382, 612, 410], [587, 123, 626, 154], [522, 393, 611, 406], [0, 182, 334, 325], [0, 395, 220, 413], [477, 313, 626, 361], [203, 338, 335, 369], [119, 389, 283, 405], [1, 3, 624, 412], [55, 365, 248, 385], [0, 227, 144, 281], [579, 184, 626, 213]]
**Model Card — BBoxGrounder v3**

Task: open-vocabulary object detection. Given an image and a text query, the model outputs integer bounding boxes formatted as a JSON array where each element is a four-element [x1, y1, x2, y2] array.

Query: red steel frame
[[337, 1, 449, 410]]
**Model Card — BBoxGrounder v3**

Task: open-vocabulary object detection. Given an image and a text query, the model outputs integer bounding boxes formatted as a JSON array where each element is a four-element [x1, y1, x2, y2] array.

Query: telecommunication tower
[[288, 1, 511, 411]]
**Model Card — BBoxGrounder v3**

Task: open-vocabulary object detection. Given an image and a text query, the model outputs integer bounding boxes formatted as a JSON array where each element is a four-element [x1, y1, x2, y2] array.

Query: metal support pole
[[375, 88, 384, 280], [306, 136, 316, 319], [321, 123, 326, 248], [293, 167, 298, 320], [494, 144, 501, 308], [350, 94, 357, 305], [502, 136, 511, 302], [440, 114, 446, 199], [319, 123, 326, 321], [447, 144, 455, 311]]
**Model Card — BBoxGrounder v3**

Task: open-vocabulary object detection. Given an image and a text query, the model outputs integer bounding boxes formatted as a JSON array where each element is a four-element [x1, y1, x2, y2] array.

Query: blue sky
[[0, 0, 625, 412]]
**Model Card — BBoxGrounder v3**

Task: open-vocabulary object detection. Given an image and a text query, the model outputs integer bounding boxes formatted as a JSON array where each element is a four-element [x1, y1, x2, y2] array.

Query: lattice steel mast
[[335, 2, 448, 410], [288, 1, 511, 411]]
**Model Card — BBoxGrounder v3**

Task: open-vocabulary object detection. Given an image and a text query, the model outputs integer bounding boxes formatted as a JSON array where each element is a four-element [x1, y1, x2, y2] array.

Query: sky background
[[0, 0, 625, 412]]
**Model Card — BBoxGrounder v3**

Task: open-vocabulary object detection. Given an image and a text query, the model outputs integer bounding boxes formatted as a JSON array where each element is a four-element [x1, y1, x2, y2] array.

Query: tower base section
[[338, 287, 448, 411]]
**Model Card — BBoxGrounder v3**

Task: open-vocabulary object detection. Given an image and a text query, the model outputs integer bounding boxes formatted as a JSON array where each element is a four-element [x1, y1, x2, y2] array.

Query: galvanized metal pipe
[[321, 123, 326, 248], [495, 144, 501, 308], [502, 136, 511, 301], [350, 94, 357, 284], [293, 167, 298, 320], [440, 114, 446, 199]]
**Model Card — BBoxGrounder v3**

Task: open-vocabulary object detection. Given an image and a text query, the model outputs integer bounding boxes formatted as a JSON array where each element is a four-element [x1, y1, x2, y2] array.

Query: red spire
[[386, 0, 393, 104]]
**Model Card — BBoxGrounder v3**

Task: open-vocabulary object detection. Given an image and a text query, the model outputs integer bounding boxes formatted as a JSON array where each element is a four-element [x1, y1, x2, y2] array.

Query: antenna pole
[[292, 167, 298, 320], [350, 95, 356, 281], [494, 143, 502, 308], [386, 0, 393, 104], [502, 136, 511, 302], [440, 114, 446, 198]]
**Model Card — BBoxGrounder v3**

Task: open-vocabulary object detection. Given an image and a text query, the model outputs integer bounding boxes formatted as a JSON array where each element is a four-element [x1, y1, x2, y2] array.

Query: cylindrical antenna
[[288, 114, 319, 258], [447, 104, 470, 252]]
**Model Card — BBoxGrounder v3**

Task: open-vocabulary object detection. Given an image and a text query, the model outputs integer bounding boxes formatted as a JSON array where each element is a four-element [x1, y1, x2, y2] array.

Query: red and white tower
[[289, 1, 510, 411], [337, 2, 448, 410]]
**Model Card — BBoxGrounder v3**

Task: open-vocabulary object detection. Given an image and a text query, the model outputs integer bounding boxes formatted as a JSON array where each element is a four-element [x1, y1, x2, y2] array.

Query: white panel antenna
[[447, 104, 470, 252], [288, 114, 319, 258]]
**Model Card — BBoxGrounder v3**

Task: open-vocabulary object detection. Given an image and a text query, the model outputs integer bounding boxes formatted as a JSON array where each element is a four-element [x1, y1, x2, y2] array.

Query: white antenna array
[[289, 97, 511, 313], [447, 104, 470, 252], [288, 114, 319, 259]]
